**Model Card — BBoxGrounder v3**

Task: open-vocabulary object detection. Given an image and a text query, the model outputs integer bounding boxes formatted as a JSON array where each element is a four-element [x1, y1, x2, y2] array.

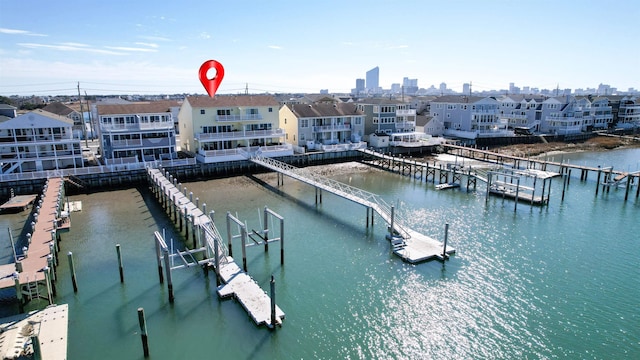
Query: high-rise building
[[355, 78, 365, 94], [439, 82, 447, 95], [462, 83, 470, 95], [402, 77, 418, 95], [366, 67, 379, 93]]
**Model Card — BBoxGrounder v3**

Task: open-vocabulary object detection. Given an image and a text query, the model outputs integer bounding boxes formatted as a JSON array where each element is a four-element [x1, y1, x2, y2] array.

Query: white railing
[[216, 114, 263, 122], [0, 158, 196, 183], [100, 121, 173, 131], [196, 128, 284, 141], [320, 142, 367, 152], [312, 124, 351, 132], [111, 139, 143, 148], [396, 109, 416, 116]]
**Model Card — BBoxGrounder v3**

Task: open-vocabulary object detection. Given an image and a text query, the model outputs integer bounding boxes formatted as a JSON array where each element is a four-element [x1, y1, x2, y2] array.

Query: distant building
[[0, 109, 83, 174], [355, 99, 420, 146], [178, 95, 292, 163], [354, 78, 365, 95], [402, 77, 418, 95], [42, 102, 85, 139], [366, 67, 380, 94], [462, 83, 470, 96], [279, 103, 366, 152], [617, 96, 640, 129], [96, 101, 180, 164]]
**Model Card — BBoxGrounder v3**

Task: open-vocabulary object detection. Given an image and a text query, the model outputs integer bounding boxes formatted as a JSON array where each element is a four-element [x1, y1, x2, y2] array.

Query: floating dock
[[0, 304, 68, 360], [0, 194, 37, 212]]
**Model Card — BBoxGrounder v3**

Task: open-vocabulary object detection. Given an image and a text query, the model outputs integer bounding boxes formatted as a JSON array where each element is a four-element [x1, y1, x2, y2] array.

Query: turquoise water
[[1, 149, 639, 359]]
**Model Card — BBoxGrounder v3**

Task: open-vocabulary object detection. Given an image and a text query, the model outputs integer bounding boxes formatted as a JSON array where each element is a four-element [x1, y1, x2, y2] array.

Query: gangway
[[250, 155, 455, 263]]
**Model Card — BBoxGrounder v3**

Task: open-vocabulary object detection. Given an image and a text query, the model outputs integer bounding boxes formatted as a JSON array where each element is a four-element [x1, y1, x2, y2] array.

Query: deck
[[0, 194, 37, 212], [0, 304, 68, 360], [396, 230, 456, 263]]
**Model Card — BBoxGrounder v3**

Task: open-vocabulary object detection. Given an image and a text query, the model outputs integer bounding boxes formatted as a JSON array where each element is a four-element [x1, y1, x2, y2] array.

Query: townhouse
[[0, 109, 83, 174], [429, 95, 509, 139], [42, 102, 87, 139], [617, 96, 640, 129], [279, 103, 366, 152], [96, 101, 180, 164], [178, 95, 292, 163]]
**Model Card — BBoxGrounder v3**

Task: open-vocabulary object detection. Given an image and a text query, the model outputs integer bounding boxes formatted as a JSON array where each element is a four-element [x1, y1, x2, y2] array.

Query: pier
[[0, 177, 66, 305], [147, 168, 285, 328], [250, 155, 455, 263]]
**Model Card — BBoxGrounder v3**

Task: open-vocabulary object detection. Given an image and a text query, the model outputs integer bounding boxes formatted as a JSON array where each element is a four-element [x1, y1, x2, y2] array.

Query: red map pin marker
[[198, 60, 225, 97]]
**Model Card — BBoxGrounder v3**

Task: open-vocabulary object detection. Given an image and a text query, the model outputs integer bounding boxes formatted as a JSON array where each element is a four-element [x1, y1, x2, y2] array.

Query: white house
[[0, 109, 83, 174], [96, 101, 180, 164], [178, 95, 292, 163], [430, 96, 511, 139]]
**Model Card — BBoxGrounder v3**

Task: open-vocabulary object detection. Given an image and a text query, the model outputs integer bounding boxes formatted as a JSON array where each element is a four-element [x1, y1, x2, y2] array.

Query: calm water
[[1, 148, 639, 359]]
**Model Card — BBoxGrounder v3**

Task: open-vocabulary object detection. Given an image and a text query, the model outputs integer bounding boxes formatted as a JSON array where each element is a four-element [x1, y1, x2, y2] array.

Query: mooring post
[[595, 166, 602, 195], [154, 235, 163, 284], [390, 205, 395, 238], [68, 252, 78, 292], [137, 307, 150, 358], [241, 224, 248, 272], [14, 273, 23, 313], [514, 178, 520, 212], [163, 247, 174, 303], [270, 275, 277, 329], [116, 244, 124, 283], [624, 176, 631, 201], [263, 206, 269, 252], [213, 230, 221, 286], [226, 212, 233, 257], [47, 259, 56, 297], [562, 174, 568, 201], [43, 266, 52, 305], [442, 223, 449, 260]]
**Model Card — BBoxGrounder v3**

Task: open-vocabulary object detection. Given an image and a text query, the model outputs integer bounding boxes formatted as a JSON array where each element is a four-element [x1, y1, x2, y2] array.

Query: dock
[[0, 304, 68, 360], [0, 178, 65, 297], [0, 194, 37, 212], [147, 168, 285, 328], [250, 155, 455, 263]]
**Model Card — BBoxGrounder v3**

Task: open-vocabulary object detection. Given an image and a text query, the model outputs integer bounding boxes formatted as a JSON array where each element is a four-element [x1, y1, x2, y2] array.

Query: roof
[[97, 100, 180, 116], [186, 95, 279, 108], [430, 95, 486, 103], [0, 109, 74, 129], [286, 103, 363, 118], [355, 98, 408, 105], [0, 104, 17, 110], [42, 102, 76, 116]]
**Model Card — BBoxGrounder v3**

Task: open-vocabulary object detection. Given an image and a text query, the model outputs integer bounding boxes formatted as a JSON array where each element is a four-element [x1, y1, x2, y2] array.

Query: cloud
[[268, 45, 283, 50], [137, 35, 171, 42], [104, 46, 158, 52], [199, 32, 211, 39], [135, 42, 159, 48], [0, 27, 47, 37], [18, 42, 125, 55]]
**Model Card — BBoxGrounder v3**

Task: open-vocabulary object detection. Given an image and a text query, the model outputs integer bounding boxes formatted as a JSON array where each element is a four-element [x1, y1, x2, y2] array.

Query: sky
[[0, 0, 638, 97]]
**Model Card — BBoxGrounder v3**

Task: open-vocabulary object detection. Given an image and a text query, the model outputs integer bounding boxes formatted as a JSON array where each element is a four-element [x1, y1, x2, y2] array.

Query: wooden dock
[[0, 178, 64, 292], [396, 230, 455, 263], [0, 194, 37, 212], [148, 168, 285, 328], [0, 304, 68, 360]]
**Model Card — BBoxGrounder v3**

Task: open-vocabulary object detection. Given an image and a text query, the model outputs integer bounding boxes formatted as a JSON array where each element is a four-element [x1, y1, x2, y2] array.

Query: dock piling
[[163, 247, 174, 303], [67, 252, 78, 292], [14, 273, 24, 313], [116, 244, 124, 283], [270, 275, 276, 329], [137, 308, 150, 358]]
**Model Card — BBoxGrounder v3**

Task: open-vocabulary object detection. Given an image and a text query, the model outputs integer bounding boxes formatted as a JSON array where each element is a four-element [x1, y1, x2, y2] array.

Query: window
[[217, 109, 231, 116], [268, 107, 273, 112], [200, 109, 205, 114], [301, 119, 309, 128], [355, 117, 362, 125]]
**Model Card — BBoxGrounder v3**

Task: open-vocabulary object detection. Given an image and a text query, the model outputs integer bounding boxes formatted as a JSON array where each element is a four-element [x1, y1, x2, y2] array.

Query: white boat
[[435, 183, 460, 190]]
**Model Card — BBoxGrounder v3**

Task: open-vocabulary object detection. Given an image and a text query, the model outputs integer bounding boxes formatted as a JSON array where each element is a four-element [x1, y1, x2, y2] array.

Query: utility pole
[[245, 83, 249, 95], [469, 81, 472, 96], [78, 82, 88, 148], [84, 91, 94, 141]]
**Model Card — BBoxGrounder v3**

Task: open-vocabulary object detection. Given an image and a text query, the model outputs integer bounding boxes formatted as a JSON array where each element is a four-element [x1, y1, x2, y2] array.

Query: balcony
[[195, 128, 284, 141], [100, 121, 174, 132], [312, 124, 351, 132], [396, 109, 416, 116], [196, 143, 293, 163], [216, 113, 263, 122], [395, 121, 415, 130]]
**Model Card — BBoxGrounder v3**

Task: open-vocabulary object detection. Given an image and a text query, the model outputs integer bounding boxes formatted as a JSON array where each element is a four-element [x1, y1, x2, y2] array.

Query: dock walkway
[[250, 156, 454, 263], [0, 178, 64, 291], [148, 168, 285, 327]]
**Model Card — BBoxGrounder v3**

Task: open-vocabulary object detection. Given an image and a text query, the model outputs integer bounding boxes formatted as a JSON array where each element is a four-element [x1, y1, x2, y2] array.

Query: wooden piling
[[43, 266, 52, 305], [624, 176, 631, 201], [137, 308, 150, 357], [163, 247, 174, 303], [31, 334, 42, 360], [14, 273, 24, 313], [442, 223, 449, 260], [68, 252, 78, 292], [116, 244, 124, 283], [154, 235, 163, 284], [270, 275, 277, 329]]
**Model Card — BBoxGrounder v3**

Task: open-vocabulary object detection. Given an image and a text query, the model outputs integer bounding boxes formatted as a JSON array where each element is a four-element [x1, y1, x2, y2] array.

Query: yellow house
[[178, 95, 292, 163]]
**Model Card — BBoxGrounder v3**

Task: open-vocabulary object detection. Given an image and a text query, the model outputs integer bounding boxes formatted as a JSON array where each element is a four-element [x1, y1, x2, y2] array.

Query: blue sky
[[0, 0, 638, 96]]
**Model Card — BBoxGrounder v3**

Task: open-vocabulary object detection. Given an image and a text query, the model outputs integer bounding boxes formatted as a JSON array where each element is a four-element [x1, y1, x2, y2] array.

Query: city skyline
[[1, 0, 638, 96]]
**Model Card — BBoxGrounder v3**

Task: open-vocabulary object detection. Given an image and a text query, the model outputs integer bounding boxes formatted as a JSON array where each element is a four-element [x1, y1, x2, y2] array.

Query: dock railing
[[251, 155, 411, 239]]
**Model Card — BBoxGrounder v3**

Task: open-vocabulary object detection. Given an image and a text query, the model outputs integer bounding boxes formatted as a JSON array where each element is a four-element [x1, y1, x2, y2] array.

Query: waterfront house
[[429, 95, 510, 139], [42, 102, 86, 139], [178, 95, 292, 163], [96, 101, 180, 165], [589, 97, 614, 130], [539, 96, 586, 135], [355, 98, 423, 145], [498, 95, 545, 133], [279, 103, 366, 152], [617, 96, 640, 129], [0, 109, 83, 174]]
